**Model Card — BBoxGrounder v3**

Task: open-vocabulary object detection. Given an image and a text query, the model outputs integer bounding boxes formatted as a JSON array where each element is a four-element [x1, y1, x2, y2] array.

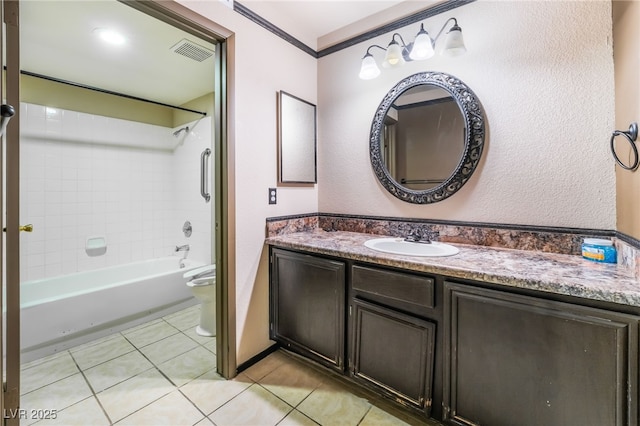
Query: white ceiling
[[21, 1, 218, 107], [20, 0, 426, 107], [241, 0, 409, 48]]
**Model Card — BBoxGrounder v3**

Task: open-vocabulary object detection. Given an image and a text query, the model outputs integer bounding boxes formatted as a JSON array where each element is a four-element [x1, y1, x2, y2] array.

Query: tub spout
[[176, 244, 190, 259]]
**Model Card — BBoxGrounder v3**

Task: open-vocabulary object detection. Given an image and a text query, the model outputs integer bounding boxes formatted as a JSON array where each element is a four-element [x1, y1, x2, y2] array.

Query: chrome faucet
[[175, 245, 190, 268], [404, 229, 439, 244]]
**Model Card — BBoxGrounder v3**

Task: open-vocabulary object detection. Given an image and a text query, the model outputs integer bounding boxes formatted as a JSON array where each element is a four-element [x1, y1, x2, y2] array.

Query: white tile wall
[[20, 103, 213, 282]]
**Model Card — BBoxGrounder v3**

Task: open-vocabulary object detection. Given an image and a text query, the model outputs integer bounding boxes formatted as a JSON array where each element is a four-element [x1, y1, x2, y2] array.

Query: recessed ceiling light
[[93, 28, 126, 46]]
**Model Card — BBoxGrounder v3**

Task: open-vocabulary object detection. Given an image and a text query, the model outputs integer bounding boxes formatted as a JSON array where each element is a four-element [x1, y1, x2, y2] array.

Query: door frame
[[121, 0, 237, 379], [4, 0, 20, 423]]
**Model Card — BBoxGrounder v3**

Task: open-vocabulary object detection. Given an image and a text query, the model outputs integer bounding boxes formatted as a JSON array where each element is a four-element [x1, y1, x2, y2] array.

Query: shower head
[[173, 126, 189, 137]]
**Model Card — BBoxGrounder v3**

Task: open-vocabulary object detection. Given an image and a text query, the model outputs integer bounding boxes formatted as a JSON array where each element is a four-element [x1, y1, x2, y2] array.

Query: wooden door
[[350, 298, 435, 415], [270, 248, 346, 371], [443, 281, 639, 426]]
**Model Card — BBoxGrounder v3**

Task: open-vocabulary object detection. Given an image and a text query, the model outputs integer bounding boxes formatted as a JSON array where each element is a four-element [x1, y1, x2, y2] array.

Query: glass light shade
[[409, 32, 434, 60], [359, 54, 381, 80], [442, 27, 466, 56], [384, 41, 405, 67]]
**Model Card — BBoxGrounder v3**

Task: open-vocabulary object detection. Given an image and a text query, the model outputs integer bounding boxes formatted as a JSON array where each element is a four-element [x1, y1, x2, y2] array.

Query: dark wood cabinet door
[[270, 248, 346, 371], [443, 281, 639, 426], [350, 298, 436, 415]]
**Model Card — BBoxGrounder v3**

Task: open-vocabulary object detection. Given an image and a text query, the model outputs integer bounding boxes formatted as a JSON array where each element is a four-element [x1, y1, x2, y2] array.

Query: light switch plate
[[269, 188, 277, 205]]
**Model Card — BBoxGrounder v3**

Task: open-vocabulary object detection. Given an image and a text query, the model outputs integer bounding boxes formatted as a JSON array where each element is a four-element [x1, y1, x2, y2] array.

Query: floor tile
[[359, 406, 413, 426], [21, 374, 93, 425], [67, 332, 123, 354], [123, 320, 179, 348], [258, 358, 325, 407], [96, 368, 175, 422], [16, 306, 438, 426], [157, 346, 217, 387], [21, 350, 70, 371], [138, 332, 198, 365], [242, 350, 288, 382], [180, 370, 252, 416], [21, 351, 79, 394], [297, 379, 371, 426], [208, 383, 292, 426], [71, 335, 135, 370], [278, 409, 320, 426], [203, 336, 217, 354], [183, 325, 216, 345], [34, 396, 110, 426], [121, 318, 163, 335], [163, 305, 201, 331], [116, 390, 204, 425], [84, 350, 154, 392]]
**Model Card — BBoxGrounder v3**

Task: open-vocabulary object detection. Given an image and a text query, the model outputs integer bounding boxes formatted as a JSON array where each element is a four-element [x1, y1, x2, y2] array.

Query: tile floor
[[20, 305, 439, 426]]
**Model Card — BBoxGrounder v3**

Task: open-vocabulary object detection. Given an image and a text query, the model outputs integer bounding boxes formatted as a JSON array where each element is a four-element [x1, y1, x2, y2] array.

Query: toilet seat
[[183, 264, 216, 280], [187, 276, 216, 287]]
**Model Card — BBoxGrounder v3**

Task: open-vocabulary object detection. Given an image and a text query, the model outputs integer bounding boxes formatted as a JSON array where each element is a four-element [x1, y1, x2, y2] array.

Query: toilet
[[183, 264, 216, 337]]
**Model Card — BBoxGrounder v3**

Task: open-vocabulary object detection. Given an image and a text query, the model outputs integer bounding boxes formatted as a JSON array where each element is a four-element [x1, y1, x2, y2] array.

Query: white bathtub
[[20, 257, 205, 358]]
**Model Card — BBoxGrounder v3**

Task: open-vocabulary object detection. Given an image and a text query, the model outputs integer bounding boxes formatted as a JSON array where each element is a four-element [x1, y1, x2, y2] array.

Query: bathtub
[[20, 257, 205, 358]]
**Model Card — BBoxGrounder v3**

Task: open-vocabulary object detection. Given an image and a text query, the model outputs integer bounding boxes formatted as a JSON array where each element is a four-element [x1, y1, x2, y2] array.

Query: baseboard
[[236, 343, 280, 373]]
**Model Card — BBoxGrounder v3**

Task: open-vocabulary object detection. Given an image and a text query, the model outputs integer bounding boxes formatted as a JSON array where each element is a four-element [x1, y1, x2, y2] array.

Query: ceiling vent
[[171, 39, 215, 62]]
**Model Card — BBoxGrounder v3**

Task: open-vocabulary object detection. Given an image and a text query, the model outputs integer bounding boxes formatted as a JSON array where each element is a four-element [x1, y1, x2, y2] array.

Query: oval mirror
[[370, 72, 485, 204]]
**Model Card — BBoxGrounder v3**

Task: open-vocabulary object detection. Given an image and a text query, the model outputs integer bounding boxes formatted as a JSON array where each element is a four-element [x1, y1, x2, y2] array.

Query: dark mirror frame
[[370, 72, 485, 204]]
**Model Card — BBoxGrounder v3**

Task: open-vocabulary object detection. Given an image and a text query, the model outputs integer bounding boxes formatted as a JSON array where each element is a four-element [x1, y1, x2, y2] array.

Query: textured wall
[[613, 1, 640, 239], [318, 1, 616, 230]]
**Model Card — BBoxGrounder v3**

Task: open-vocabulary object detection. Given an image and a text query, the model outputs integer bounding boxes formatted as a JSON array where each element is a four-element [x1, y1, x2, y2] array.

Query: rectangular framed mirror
[[278, 91, 317, 184]]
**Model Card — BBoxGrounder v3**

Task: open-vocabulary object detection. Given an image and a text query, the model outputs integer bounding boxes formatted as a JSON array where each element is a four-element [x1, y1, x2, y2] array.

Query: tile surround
[[20, 103, 213, 283], [20, 304, 438, 426]]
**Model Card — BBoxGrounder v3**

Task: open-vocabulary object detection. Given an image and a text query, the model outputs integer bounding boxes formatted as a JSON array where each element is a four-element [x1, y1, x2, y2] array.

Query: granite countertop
[[265, 230, 640, 308]]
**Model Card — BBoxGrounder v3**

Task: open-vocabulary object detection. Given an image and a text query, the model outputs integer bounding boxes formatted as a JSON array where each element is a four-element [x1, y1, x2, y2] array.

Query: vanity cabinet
[[269, 248, 346, 371], [269, 246, 640, 425], [443, 281, 639, 426], [349, 264, 437, 415]]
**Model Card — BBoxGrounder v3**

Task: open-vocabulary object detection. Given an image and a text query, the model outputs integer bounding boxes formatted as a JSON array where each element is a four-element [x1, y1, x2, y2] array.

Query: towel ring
[[610, 122, 639, 171]]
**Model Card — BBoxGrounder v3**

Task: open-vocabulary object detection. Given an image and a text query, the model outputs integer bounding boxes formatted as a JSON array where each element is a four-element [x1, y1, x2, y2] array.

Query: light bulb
[[410, 33, 434, 60], [383, 41, 405, 67], [359, 54, 381, 80]]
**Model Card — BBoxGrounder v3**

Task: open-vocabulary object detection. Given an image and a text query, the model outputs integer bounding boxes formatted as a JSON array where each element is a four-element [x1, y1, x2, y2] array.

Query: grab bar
[[200, 148, 211, 203]]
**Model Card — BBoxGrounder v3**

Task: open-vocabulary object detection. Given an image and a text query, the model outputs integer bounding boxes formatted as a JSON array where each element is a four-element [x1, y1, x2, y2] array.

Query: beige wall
[[21, 74, 213, 128], [179, 1, 318, 365], [173, 0, 620, 364], [613, 1, 640, 239], [21, 74, 175, 127], [174, 92, 215, 127], [318, 0, 616, 229]]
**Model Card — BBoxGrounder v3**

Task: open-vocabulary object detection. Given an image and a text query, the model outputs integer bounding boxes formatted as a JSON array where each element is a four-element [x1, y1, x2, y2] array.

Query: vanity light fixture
[[358, 17, 466, 80]]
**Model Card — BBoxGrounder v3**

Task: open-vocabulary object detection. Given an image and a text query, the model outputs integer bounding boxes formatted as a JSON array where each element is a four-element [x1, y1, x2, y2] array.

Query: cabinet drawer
[[352, 265, 435, 310]]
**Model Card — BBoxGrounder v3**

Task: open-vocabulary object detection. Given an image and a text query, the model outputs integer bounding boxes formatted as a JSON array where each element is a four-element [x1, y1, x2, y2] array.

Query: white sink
[[364, 238, 459, 257]]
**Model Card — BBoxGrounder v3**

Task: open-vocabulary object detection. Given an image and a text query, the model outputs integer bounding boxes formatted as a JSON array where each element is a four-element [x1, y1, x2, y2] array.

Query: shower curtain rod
[[20, 70, 208, 116]]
